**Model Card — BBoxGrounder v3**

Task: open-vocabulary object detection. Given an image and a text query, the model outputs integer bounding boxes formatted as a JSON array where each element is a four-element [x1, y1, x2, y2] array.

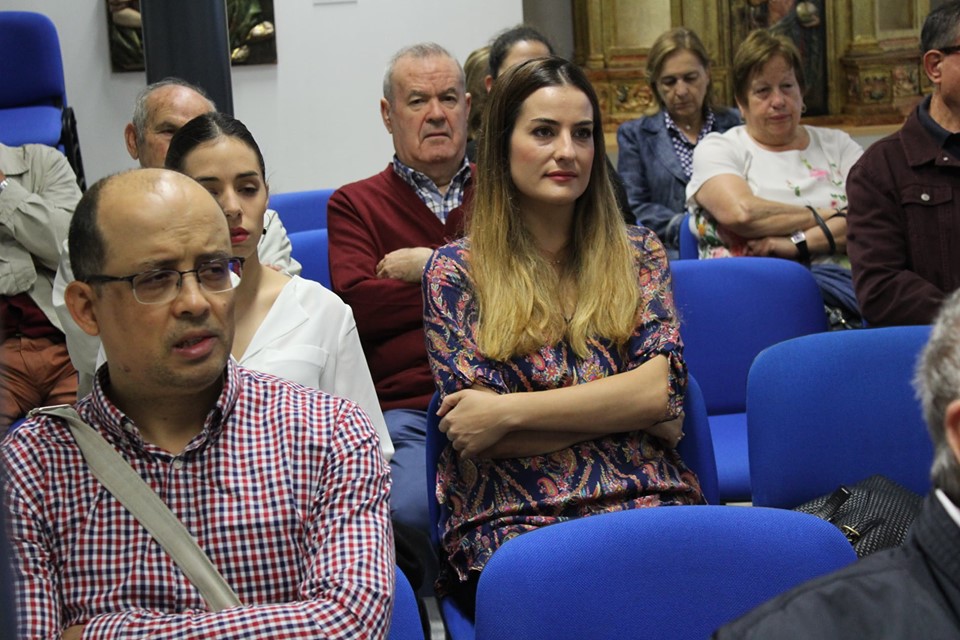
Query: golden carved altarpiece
[[573, 0, 932, 134]]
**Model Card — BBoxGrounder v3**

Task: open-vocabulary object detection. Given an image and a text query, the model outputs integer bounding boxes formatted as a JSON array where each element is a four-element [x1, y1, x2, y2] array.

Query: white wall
[[5, 1, 523, 192]]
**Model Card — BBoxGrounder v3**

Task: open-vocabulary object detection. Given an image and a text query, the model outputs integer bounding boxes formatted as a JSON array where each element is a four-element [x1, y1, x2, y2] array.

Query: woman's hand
[[745, 235, 798, 259], [646, 413, 685, 448], [437, 388, 511, 458]]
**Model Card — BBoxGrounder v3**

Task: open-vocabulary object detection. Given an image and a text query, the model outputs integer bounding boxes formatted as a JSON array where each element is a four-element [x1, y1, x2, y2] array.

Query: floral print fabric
[[422, 225, 704, 593]]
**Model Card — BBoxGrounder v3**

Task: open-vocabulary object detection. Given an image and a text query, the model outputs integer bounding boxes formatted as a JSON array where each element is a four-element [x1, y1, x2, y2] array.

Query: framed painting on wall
[[738, 0, 828, 116], [106, 0, 277, 72]]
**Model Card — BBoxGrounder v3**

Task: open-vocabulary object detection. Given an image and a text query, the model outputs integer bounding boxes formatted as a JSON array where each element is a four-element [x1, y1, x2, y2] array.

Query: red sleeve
[[327, 186, 426, 342]]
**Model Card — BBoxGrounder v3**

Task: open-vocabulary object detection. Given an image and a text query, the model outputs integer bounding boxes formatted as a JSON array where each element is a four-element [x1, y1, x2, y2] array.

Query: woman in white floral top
[[685, 29, 864, 324]]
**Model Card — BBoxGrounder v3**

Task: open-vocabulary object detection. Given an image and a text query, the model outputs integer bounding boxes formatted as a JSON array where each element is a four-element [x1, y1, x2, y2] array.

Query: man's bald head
[[68, 168, 226, 281]]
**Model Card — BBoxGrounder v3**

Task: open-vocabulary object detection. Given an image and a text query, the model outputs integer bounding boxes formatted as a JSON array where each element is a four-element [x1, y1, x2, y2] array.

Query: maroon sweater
[[328, 165, 472, 411]]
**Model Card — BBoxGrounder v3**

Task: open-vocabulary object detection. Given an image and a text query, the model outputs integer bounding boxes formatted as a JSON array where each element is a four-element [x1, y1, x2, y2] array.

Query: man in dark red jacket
[[846, 1, 960, 326], [328, 42, 473, 535]]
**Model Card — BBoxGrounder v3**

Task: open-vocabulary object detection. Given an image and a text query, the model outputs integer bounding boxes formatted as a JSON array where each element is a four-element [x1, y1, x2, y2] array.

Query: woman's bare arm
[[437, 355, 681, 458], [694, 173, 836, 238]]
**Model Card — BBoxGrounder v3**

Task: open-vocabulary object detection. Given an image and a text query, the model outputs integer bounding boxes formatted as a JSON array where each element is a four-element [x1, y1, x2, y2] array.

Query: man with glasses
[[54, 78, 300, 395], [4, 169, 394, 639], [846, 0, 960, 326]]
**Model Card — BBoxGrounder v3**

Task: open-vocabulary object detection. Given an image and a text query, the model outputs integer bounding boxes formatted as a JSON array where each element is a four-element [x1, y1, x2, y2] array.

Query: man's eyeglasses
[[83, 257, 245, 305], [938, 45, 960, 57]]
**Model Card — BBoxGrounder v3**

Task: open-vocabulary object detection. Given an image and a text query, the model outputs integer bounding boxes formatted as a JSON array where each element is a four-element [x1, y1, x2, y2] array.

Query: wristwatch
[[0, 178, 8, 195], [790, 230, 811, 263]]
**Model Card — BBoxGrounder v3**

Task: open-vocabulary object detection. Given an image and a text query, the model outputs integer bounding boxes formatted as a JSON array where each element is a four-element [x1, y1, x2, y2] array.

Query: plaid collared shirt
[[664, 110, 717, 180], [3, 359, 394, 639], [391, 155, 472, 223]]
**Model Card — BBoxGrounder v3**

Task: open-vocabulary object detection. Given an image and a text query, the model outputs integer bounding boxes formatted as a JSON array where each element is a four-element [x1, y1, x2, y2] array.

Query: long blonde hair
[[470, 57, 638, 360]]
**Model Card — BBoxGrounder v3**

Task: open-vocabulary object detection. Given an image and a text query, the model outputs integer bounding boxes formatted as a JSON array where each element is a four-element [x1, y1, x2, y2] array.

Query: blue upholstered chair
[[389, 565, 426, 640], [424, 375, 719, 637], [678, 212, 699, 260], [288, 228, 330, 289], [269, 188, 334, 233], [424, 392, 475, 639], [0, 11, 85, 188], [678, 374, 719, 504], [747, 326, 934, 509], [473, 505, 857, 640], [670, 257, 828, 502]]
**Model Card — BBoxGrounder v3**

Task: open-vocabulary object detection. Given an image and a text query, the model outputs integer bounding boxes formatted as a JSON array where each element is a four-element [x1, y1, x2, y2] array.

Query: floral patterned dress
[[422, 225, 704, 595]]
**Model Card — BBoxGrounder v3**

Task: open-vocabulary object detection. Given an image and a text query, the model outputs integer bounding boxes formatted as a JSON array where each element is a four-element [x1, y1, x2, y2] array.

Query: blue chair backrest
[[425, 392, 444, 548], [0, 11, 67, 147], [425, 392, 476, 638], [389, 565, 425, 640], [288, 228, 330, 289], [474, 505, 856, 640], [269, 189, 334, 233], [748, 326, 934, 508], [677, 374, 719, 504], [670, 257, 828, 415], [678, 212, 699, 260]]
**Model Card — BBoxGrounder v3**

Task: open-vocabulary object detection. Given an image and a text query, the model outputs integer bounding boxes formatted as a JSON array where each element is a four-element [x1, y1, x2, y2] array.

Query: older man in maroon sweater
[[328, 42, 473, 534]]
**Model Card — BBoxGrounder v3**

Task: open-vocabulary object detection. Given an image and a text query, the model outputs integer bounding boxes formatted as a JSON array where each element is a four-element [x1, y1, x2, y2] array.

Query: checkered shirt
[[3, 359, 394, 639], [391, 155, 472, 223], [664, 110, 717, 180]]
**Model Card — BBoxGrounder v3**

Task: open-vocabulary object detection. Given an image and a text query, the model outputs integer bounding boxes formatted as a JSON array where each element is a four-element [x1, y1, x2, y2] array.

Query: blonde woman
[[423, 57, 704, 616]]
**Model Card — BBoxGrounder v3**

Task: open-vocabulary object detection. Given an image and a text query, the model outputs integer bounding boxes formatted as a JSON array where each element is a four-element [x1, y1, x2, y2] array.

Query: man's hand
[[62, 625, 84, 640], [437, 388, 509, 457], [376, 247, 434, 283]]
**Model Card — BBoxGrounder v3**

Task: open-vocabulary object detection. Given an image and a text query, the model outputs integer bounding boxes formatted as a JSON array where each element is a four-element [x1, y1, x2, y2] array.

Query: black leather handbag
[[793, 475, 923, 557]]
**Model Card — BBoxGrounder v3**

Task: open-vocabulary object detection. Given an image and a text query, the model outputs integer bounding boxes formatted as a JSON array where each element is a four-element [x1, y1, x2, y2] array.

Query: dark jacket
[[847, 105, 960, 326], [714, 495, 960, 639], [616, 108, 740, 253]]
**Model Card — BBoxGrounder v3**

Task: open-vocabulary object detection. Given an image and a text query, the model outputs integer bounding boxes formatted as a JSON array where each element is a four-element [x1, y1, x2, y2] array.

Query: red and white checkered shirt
[[3, 359, 394, 639]]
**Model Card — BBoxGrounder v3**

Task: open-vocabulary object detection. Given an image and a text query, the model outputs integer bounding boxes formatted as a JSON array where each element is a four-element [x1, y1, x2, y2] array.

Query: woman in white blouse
[[686, 28, 863, 325], [165, 112, 393, 460]]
